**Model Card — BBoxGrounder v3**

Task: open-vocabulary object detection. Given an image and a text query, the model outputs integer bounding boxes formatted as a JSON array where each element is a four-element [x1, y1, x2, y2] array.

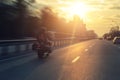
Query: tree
[[0, 2, 18, 39], [0, 0, 37, 39], [0, 1, 88, 39], [109, 26, 120, 39], [103, 26, 120, 40]]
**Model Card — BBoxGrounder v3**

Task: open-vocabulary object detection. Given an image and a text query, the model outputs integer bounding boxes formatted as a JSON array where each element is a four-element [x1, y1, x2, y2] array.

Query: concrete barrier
[[0, 38, 36, 60], [0, 37, 90, 60]]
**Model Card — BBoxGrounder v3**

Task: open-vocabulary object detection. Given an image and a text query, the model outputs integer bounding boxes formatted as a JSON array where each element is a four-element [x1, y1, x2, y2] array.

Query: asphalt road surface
[[0, 39, 120, 80]]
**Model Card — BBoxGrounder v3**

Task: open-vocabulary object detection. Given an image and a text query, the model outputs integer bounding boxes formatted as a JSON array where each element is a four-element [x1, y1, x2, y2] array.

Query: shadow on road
[[98, 43, 120, 80], [0, 56, 50, 80]]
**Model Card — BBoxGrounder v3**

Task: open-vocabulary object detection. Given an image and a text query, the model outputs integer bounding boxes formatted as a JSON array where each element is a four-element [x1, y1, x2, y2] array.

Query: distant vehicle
[[113, 37, 120, 44]]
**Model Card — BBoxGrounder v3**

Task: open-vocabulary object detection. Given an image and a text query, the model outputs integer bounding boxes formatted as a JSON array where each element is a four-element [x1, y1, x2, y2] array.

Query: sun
[[59, 2, 91, 20], [68, 3, 89, 18]]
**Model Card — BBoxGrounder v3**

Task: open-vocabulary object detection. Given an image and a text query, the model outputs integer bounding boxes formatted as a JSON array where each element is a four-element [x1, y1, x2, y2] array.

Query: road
[[0, 39, 120, 80]]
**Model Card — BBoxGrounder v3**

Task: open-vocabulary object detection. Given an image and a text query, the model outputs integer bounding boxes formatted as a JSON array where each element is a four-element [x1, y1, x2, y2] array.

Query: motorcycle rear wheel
[[37, 50, 44, 58]]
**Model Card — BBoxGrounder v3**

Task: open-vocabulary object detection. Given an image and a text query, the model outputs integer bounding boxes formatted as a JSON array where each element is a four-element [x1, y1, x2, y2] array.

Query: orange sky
[[36, 0, 120, 36]]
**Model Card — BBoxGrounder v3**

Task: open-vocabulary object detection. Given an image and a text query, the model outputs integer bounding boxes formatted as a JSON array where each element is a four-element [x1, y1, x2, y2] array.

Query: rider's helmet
[[39, 27, 47, 34], [36, 27, 48, 41]]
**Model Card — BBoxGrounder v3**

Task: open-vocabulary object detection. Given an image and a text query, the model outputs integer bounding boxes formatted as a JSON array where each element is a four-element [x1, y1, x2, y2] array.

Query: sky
[[1, 0, 120, 36], [35, 0, 120, 36]]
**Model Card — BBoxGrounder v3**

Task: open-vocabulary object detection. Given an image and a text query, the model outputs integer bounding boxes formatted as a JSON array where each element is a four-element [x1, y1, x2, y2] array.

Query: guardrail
[[0, 37, 89, 60], [0, 38, 36, 60]]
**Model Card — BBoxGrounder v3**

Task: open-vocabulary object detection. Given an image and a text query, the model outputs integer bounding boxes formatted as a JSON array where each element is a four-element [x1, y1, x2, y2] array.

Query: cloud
[[110, 6, 120, 10], [115, 15, 120, 18]]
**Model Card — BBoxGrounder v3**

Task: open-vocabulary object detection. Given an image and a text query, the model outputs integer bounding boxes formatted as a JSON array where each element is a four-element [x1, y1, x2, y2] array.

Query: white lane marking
[[72, 56, 80, 63], [85, 49, 88, 52]]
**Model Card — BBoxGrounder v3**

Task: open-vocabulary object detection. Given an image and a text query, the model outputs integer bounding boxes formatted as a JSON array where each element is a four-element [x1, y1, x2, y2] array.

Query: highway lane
[[0, 39, 120, 80]]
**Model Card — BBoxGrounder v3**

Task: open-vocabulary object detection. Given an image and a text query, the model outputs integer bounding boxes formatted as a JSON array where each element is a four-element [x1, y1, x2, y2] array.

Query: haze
[[36, 0, 120, 36]]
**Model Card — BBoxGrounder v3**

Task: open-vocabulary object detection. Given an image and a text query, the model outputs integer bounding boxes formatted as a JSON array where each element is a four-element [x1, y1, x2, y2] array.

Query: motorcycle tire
[[45, 52, 49, 57], [37, 51, 44, 59]]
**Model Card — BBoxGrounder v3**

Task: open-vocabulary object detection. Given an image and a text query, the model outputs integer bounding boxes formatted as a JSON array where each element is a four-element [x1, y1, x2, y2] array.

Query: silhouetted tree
[[109, 26, 120, 39], [103, 26, 120, 40], [0, 0, 88, 40], [0, 2, 18, 39]]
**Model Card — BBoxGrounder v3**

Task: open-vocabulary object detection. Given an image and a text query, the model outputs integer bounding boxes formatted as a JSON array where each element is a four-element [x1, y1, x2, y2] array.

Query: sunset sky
[[36, 0, 120, 36]]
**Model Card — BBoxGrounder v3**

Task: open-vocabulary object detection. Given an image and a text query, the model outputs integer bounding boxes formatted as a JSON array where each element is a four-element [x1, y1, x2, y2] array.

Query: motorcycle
[[32, 41, 52, 58]]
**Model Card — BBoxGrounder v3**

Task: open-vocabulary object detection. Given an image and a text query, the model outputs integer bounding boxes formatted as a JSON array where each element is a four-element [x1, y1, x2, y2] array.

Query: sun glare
[[59, 3, 91, 20]]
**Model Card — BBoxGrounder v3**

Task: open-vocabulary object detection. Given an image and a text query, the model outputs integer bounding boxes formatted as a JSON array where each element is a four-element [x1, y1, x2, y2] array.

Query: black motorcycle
[[32, 42, 52, 58]]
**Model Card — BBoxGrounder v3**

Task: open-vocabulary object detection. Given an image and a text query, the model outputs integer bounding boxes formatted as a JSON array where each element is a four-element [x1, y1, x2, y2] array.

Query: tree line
[[0, 0, 90, 40], [103, 26, 120, 40]]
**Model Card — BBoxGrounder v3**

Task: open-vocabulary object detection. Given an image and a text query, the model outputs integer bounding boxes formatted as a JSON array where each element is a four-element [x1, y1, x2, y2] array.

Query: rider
[[36, 27, 52, 53], [37, 27, 48, 45]]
